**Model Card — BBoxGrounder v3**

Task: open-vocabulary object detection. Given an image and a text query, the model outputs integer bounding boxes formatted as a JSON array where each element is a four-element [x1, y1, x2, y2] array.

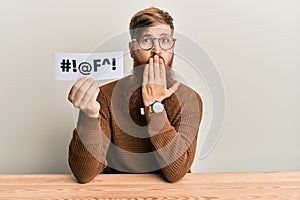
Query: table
[[0, 172, 299, 199]]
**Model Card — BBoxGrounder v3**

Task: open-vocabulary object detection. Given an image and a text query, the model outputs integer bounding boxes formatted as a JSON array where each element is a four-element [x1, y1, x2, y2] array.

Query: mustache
[[133, 53, 173, 68], [147, 56, 166, 65]]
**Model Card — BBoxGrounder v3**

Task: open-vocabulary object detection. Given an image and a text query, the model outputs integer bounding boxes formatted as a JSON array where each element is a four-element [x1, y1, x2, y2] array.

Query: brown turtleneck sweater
[[68, 73, 203, 183]]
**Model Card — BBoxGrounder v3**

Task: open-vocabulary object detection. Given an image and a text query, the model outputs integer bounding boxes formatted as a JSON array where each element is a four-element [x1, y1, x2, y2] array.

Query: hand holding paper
[[68, 77, 100, 118]]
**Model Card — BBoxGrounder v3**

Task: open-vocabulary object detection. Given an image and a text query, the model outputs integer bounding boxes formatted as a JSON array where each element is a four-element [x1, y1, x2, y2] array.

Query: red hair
[[129, 7, 174, 39]]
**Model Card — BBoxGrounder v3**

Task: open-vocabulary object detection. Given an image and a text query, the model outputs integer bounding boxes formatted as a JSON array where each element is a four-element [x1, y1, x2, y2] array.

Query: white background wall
[[0, 0, 299, 173]]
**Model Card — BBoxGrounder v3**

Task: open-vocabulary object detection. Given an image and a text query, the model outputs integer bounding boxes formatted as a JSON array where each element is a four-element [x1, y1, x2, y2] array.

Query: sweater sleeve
[[145, 91, 202, 183], [68, 88, 111, 184]]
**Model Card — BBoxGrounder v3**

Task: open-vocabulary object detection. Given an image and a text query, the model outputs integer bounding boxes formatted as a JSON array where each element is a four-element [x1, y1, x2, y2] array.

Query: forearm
[[68, 111, 111, 183], [146, 111, 199, 182], [68, 129, 105, 183]]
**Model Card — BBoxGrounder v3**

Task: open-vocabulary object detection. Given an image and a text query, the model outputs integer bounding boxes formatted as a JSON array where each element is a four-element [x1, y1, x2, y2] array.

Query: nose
[[151, 38, 161, 54]]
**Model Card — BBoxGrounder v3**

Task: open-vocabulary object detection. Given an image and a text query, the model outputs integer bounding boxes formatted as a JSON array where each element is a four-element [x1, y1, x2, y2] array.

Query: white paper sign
[[54, 51, 124, 80]]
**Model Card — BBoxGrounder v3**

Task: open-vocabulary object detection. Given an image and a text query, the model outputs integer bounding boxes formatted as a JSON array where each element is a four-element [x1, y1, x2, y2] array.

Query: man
[[68, 7, 203, 183]]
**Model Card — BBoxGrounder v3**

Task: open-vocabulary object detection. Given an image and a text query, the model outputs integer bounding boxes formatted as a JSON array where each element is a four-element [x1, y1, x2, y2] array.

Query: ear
[[129, 42, 134, 58]]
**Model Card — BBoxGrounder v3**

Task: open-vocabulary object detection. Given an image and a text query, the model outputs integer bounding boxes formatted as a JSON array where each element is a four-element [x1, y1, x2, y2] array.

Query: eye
[[142, 38, 152, 43], [161, 37, 170, 43]]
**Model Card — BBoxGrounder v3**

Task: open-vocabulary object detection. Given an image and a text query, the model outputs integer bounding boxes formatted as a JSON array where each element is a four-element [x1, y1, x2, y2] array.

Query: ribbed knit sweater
[[68, 72, 203, 183]]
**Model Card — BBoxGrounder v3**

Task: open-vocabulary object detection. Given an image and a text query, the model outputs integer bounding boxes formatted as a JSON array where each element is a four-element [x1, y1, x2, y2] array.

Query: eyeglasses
[[132, 36, 176, 50]]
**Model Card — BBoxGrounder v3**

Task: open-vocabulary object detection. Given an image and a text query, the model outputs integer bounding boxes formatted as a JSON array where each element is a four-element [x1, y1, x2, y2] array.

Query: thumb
[[93, 87, 100, 102]]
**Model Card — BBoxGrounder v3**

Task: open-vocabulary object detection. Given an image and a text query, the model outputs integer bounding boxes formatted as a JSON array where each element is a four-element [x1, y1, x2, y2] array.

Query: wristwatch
[[141, 101, 165, 115]]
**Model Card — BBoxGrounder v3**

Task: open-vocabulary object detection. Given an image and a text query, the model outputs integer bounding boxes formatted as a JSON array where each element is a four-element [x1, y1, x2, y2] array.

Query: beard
[[132, 54, 176, 87], [133, 53, 174, 69]]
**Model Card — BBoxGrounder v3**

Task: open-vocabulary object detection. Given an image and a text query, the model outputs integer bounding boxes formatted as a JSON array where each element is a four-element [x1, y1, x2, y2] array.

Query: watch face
[[152, 101, 164, 113]]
